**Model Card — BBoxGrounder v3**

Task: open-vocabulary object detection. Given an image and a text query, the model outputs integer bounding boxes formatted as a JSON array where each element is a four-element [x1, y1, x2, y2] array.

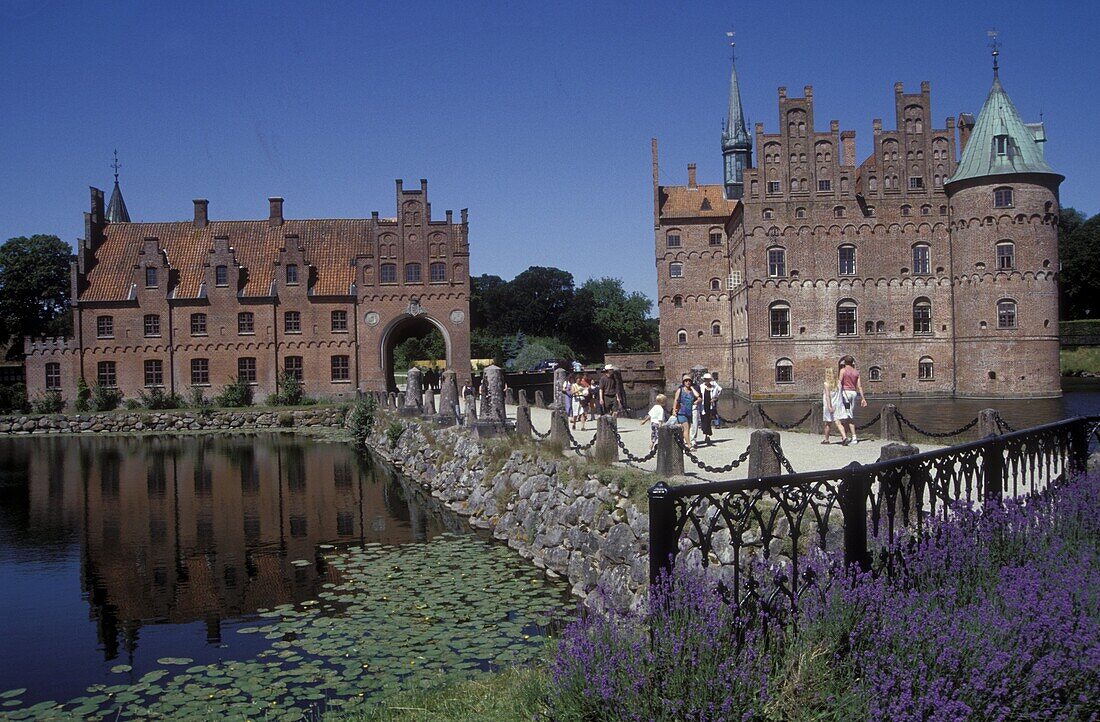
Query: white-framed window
[[918, 356, 934, 380], [709, 231, 723, 246], [913, 298, 932, 335], [795, 207, 806, 218], [190, 358, 209, 385], [676, 329, 687, 345], [837, 300, 857, 336], [767, 181, 781, 194], [145, 267, 158, 288], [190, 313, 207, 336], [775, 358, 793, 384], [763, 208, 774, 219], [669, 262, 683, 278], [284, 311, 301, 334], [666, 232, 681, 248], [97, 361, 117, 387], [216, 265, 229, 287], [817, 179, 832, 192], [238, 357, 257, 384], [331, 310, 348, 332], [711, 321, 721, 336], [996, 241, 1015, 270], [144, 359, 163, 387], [238, 312, 254, 334], [997, 299, 1017, 329], [143, 314, 161, 337], [380, 263, 397, 284], [770, 302, 791, 338], [995, 135, 1009, 156], [96, 315, 114, 339], [45, 363, 61, 390], [331, 355, 350, 381], [994, 187, 1014, 208], [912, 244, 930, 275], [909, 176, 924, 190], [768, 247, 786, 277], [284, 356, 304, 381], [868, 366, 882, 381], [405, 263, 422, 283], [838, 245, 856, 276], [710, 278, 721, 291], [286, 264, 299, 285]]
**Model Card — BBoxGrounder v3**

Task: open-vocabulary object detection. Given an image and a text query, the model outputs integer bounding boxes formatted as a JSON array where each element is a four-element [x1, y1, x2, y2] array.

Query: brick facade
[[655, 76, 1062, 399], [25, 180, 472, 404]]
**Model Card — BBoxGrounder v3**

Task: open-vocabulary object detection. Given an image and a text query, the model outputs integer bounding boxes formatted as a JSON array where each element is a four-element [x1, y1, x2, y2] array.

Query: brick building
[[25, 179, 472, 403], [655, 46, 1063, 399]]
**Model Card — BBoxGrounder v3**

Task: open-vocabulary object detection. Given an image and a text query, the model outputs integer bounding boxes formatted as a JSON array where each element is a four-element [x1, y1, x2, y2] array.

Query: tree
[[498, 266, 575, 338], [1059, 209, 1100, 319], [0, 235, 72, 353], [564, 277, 658, 359]]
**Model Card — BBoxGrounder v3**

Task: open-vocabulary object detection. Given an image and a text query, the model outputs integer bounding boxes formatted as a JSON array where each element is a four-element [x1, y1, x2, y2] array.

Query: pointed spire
[[106, 149, 130, 223], [722, 34, 750, 151], [988, 29, 1001, 81]]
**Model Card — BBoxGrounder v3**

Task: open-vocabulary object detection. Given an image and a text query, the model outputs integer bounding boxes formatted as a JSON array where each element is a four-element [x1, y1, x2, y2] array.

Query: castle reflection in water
[[0, 433, 456, 660]]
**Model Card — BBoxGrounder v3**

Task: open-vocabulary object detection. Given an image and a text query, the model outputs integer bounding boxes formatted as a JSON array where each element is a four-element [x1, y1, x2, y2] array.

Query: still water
[[0, 434, 570, 719]]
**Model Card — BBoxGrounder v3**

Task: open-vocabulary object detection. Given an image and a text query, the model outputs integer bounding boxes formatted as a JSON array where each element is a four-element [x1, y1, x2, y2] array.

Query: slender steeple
[[721, 33, 752, 200], [106, 149, 130, 223]]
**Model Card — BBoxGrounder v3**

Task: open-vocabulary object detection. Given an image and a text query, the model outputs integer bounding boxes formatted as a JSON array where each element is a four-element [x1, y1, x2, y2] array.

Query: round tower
[[945, 57, 1063, 398]]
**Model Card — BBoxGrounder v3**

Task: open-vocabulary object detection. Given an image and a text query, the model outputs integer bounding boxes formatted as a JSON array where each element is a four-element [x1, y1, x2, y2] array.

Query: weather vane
[[726, 30, 736, 60], [111, 149, 121, 183], [987, 29, 1000, 76]]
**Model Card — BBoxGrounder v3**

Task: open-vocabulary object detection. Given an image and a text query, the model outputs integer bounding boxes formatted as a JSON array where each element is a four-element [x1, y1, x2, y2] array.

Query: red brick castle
[[654, 44, 1062, 399]]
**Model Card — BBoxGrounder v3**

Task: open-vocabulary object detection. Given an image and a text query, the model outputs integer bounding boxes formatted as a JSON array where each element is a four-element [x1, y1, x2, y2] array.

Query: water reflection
[[0, 434, 454, 667]]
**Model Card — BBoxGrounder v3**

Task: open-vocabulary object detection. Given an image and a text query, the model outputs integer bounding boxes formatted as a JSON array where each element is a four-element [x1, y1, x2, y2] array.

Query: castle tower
[[721, 40, 752, 200], [106, 150, 130, 223], [944, 48, 1063, 397]]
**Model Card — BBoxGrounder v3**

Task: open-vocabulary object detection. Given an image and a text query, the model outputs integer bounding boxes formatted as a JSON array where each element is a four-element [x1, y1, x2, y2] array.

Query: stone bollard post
[[978, 408, 999, 437], [534, 390, 547, 409], [747, 429, 782, 478], [592, 415, 619, 466], [504, 388, 515, 406], [464, 395, 478, 427], [477, 365, 507, 435], [808, 403, 824, 433], [648, 387, 658, 407], [388, 392, 398, 409], [515, 405, 533, 438], [748, 402, 766, 429], [656, 425, 685, 478], [549, 408, 570, 449], [437, 369, 459, 426], [553, 368, 567, 409], [401, 368, 423, 416], [518, 389, 529, 407], [880, 404, 904, 441], [878, 442, 921, 520], [397, 391, 406, 410], [423, 388, 437, 417]]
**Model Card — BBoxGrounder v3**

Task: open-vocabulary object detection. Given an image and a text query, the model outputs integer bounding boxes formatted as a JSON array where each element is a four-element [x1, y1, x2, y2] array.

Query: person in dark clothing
[[598, 365, 620, 417]]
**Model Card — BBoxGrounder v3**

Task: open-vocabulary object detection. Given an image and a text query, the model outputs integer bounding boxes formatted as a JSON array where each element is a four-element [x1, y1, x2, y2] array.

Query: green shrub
[[90, 384, 121, 412], [348, 394, 378, 444], [123, 397, 141, 410], [0, 383, 29, 414], [30, 389, 65, 414], [139, 386, 183, 410], [75, 377, 90, 412], [278, 412, 294, 428], [215, 376, 254, 407], [277, 371, 303, 405], [188, 386, 209, 408], [385, 420, 405, 449]]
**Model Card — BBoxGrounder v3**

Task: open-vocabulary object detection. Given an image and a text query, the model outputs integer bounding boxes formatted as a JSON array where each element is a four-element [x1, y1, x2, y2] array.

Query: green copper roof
[[948, 74, 1058, 185], [722, 51, 750, 151]]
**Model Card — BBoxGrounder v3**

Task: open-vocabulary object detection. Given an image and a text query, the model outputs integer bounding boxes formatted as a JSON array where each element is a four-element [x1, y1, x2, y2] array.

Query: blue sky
[[1, 0, 1096, 304]]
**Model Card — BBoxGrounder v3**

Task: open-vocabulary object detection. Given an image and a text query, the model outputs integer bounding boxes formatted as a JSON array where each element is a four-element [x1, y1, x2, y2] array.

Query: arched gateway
[[24, 179, 472, 403]]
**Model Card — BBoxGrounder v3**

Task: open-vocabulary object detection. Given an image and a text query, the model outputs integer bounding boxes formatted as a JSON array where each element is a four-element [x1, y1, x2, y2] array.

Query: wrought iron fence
[[648, 415, 1097, 619]]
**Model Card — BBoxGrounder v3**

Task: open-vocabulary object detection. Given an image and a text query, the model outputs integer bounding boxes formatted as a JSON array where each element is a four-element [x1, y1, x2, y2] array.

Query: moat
[[0, 433, 571, 719]]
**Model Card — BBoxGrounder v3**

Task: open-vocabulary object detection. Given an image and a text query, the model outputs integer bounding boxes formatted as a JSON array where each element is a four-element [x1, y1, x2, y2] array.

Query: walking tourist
[[563, 373, 575, 423], [676, 375, 700, 450], [641, 393, 667, 451], [821, 367, 847, 445], [698, 373, 722, 446], [570, 375, 589, 430], [599, 365, 620, 417], [838, 356, 867, 444]]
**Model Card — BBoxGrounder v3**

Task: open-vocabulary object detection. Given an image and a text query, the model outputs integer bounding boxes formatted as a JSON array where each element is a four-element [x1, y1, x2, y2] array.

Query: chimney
[[957, 114, 976, 154], [804, 85, 813, 99], [687, 163, 697, 189], [268, 197, 284, 227], [193, 199, 209, 228], [841, 131, 856, 167]]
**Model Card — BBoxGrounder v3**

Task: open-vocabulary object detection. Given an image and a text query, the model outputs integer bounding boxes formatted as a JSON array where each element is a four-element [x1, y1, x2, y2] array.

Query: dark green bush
[[75, 378, 90, 412], [0, 383, 29, 414], [139, 386, 183, 410], [385, 420, 405, 449], [215, 376, 253, 407], [123, 398, 141, 410], [30, 389, 65, 414], [188, 386, 209, 408], [90, 384, 121, 412], [348, 394, 378, 444]]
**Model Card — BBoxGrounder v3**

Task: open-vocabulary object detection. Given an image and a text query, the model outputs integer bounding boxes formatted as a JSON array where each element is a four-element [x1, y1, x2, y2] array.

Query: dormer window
[[145, 267, 157, 288], [215, 265, 228, 287], [286, 264, 299, 285], [995, 135, 1010, 156]]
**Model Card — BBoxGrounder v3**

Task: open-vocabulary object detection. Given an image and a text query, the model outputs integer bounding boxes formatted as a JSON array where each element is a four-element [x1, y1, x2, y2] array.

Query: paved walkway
[[504, 403, 943, 481]]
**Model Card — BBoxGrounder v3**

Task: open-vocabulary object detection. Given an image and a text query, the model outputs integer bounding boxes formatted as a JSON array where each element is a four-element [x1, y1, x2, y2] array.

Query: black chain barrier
[[673, 433, 752, 474], [530, 423, 550, 440], [768, 436, 797, 474], [993, 412, 1017, 434], [609, 426, 658, 464], [564, 424, 597, 452], [893, 409, 980, 438], [856, 411, 882, 432], [758, 407, 814, 431], [717, 409, 751, 426]]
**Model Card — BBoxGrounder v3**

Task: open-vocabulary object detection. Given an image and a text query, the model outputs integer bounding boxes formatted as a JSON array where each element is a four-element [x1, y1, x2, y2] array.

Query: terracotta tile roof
[[659, 184, 738, 220], [82, 219, 376, 301]]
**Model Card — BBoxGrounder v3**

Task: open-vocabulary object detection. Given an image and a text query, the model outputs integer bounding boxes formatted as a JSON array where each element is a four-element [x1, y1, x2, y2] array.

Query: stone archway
[[379, 313, 452, 392]]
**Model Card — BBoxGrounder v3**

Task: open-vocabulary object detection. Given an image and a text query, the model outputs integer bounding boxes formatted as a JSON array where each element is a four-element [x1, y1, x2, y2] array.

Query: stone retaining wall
[[366, 412, 650, 609], [0, 406, 348, 434]]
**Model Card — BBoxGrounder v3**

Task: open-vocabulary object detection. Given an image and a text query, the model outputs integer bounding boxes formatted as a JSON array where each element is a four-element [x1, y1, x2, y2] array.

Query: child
[[642, 394, 667, 451]]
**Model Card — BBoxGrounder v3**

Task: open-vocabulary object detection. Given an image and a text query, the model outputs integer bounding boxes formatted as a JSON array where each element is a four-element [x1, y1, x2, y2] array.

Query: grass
[[1061, 346, 1100, 375], [330, 665, 549, 722]]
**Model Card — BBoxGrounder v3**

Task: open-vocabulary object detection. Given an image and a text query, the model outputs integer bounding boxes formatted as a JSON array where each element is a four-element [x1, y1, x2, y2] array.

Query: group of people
[[642, 372, 723, 451], [821, 355, 867, 445], [562, 364, 625, 430]]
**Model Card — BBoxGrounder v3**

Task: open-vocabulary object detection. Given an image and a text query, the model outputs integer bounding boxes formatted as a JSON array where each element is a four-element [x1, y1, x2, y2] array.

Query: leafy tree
[[1059, 208, 1100, 319], [503, 266, 575, 337], [393, 328, 445, 371], [565, 277, 658, 359], [470, 274, 509, 335], [0, 235, 73, 352]]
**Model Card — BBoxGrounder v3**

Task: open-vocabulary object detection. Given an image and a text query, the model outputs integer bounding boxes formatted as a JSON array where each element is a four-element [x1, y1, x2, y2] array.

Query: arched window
[[913, 297, 932, 335], [837, 299, 857, 336], [769, 302, 791, 337], [997, 299, 1017, 329], [763, 208, 774, 219], [865, 320, 875, 334], [666, 231, 682, 248], [876, 320, 885, 334], [869, 366, 882, 381], [838, 245, 856, 275], [901, 205, 911, 217], [767, 247, 786, 277], [711, 321, 722, 336], [921, 204, 931, 216], [995, 188, 1014, 209], [669, 262, 683, 278], [405, 263, 422, 283], [795, 207, 806, 219], [918, 356, 934, 380], [996, 241, 1015, 270], [912, 243, 930, 275], [709, 278, 721, 291], [676, 329, 687, 345], [380, 263, 397, 284], [672, 295, 683, 308], [775, 358, 793, 384], [791, 179, 799, 192], [833, 206, 845, 218], [430, 262, 446, 282], [868, 176, 878, 192]]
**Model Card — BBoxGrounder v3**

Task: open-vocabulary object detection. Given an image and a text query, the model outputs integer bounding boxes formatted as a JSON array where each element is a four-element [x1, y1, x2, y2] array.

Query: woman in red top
[[838, 355, 867, 445]]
